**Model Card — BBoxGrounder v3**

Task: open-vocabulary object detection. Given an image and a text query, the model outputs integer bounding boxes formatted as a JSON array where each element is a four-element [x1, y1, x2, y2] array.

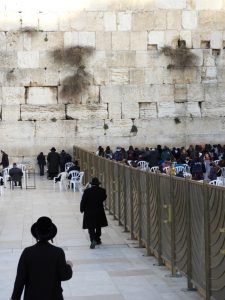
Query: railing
[[74, 146, 225, 300]]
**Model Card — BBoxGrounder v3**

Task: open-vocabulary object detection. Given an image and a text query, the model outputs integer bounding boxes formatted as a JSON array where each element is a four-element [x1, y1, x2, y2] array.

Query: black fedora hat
[[90, 177, 101, 186], [50, 147, 56, 151], [31, 216, 57, 241]]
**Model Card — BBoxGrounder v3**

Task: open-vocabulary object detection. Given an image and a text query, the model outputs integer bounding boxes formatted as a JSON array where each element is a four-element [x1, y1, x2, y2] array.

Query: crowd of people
[[96, 144, 225, 181]]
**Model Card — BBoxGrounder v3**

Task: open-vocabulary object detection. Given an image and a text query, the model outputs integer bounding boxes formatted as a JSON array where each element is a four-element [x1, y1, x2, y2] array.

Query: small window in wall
[[212, 49, 220, 56], [201, 40, 210, 49], [178, 40, 186, 48], [147, 44, 158, 50], [139, 102, 153, 119]]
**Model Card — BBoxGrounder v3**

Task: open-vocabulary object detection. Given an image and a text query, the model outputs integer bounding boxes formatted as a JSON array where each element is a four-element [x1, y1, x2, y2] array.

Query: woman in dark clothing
[[37, 152, 46, 176], [0, 150, 9, 168], [11, 216, 73, 300], [47, 147, 60, 180]]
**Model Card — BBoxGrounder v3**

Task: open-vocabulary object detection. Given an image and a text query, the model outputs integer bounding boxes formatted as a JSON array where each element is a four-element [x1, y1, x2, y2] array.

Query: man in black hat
[[11, 216, 73, 300], [80, 177, 108, 249], [47, 147, 60, 180]]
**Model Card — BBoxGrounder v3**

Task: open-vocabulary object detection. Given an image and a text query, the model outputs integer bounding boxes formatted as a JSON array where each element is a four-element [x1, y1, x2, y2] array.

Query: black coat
[[11, 241, 72, 300], [37, 153, 46, 166], [47, 151, 60, 173], [1, 152, 9, 168], [80, 186, 108, 229]]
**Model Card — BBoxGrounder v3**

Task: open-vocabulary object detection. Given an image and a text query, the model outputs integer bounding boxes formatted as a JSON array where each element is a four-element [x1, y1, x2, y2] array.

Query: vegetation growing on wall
[[53, 46, 94, 100], [161, 45, 197, 69]]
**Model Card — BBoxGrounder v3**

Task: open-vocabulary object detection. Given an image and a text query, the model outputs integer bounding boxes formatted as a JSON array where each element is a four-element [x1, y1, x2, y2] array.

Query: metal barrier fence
[[74, 146, 225, 300]]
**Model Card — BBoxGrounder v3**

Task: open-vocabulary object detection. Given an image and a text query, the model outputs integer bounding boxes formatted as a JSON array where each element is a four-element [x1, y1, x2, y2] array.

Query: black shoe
[[90, 240, 97, 249], [96, 239, 102, 245]]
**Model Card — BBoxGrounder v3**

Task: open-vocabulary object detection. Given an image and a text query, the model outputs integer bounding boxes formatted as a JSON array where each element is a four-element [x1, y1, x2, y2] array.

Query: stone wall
[[1, 0, 225, 162]]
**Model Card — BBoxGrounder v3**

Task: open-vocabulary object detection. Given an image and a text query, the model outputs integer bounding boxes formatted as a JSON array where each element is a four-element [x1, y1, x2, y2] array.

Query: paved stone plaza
[[0, 177, 203, 300]]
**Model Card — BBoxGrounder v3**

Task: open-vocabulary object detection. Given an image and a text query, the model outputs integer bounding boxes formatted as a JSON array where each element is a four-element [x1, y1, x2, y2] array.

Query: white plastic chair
[[69, 170, 80, 191], [214, 160, 220, 165], [65, 162, 74, 172], [3, 167, 11, 187], [150, 166, 159, 173], [70, 171, 84, 192], [209, 179, 223, 186], [137, 161, 149, 171], [175, 166, 184, 173], [54, 172, 68, 191], [17, 164, 27, 185]]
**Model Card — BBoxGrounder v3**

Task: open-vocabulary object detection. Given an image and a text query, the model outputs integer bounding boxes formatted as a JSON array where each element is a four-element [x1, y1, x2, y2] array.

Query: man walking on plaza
[[11, 216, 73, 300], [80, 177, 108, 249]]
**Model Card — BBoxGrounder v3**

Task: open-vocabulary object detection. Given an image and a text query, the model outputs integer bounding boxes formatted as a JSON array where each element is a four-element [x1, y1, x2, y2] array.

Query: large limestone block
[[167, 10, 182, 30], [156, 0, 186, 9], [201, 102, 225, 117], [110, 68, 129, 84], [64, 32, 79, 47], [1, 105, 20, 121], [199, 11, 225, 30], [0, 51, 17, 68], [29, 68, 46, 86], [139, 102, 157, 119], [204, 84, 225, 103], [155, 84, 175, 102], [2, 87, 25, 105], [211, 31, 223, 49], [106, 51, 136, 67], [117, 12, 132, 31], [0, 121, 35, 141], [0, 32, 6, 51], [130, 68, 145, 84], [3, 68, 30, 87], [206, 67, 217, 79], [88, 51, 107, 68], [81, 85, 100, 104], [31, 32, 64, 51], [148, 31, 165, 48], [0, 11, 20, 31], [179, 30, 192, 48], [5, 31, 24, 51], [26, 87, 58, 105], [100, 85, 123, 103], [203, 50, 215, 67], [44, 70, 60, 86], [130, 32, 147, 51], [217, 67, 225, 83], [196, 0, 223, 10], [154, 10, 167, 30], [122, 85, 152, 103], [96, 32, 112, 50], [157, 102, 186, 118], [38, 12, 59, 31], [174, 84, 187, 102], [39, 51, 56, 69], [58, 12, 71, 31], [35, 120, 77, 138], [182, 11, 197, 30], [93, 68, 109, 85], [112, 32, 130, 50], [108, 102, 122, 119], [78, 32, 96, 47], [102, 119, 133, 137], [21, 104, 65, 121], [67, 103, 108, 119], [122, 101, 139, 119], [187, 84, 205, 102], [186, 102, 201, 117], [135, 50, 169, 68], [17, 51, 39, 68], [104, 12, 116, 31], [71, 11, 104, 31], [132, 12, 154, 31], [165, 30, 180, 47], [145, 67, 168, 84]]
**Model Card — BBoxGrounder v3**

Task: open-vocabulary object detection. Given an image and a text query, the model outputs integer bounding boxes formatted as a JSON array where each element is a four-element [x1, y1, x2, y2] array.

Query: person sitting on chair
[[9, 163, 23, 187], [67, 161, 80, 180]]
